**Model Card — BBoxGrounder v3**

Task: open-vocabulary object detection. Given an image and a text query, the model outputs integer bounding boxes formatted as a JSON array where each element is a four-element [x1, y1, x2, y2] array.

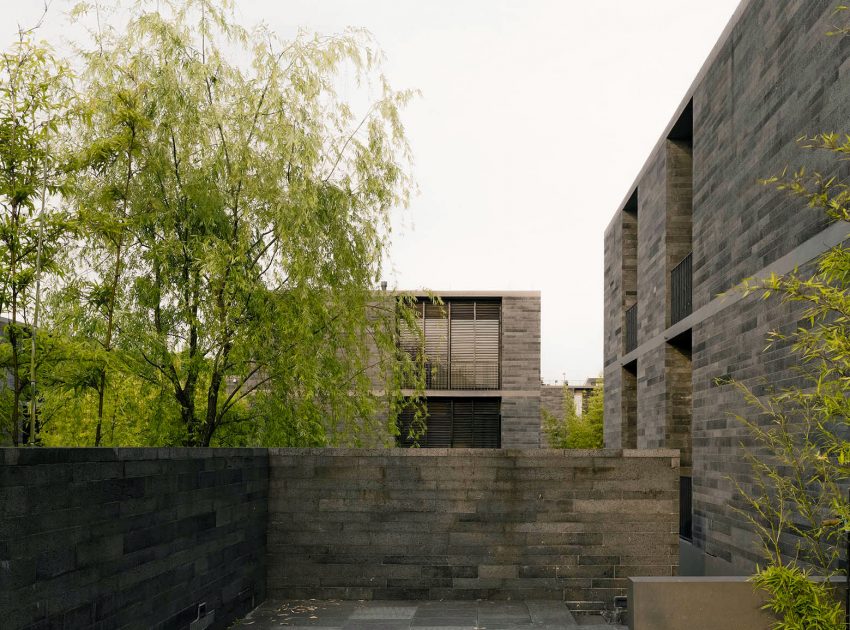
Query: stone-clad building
[[395, 291, 541, 449], [602, 0, 850, 575]]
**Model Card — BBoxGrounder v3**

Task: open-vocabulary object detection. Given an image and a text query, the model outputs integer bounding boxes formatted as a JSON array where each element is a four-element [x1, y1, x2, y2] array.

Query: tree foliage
[[542, 382, 603, 449], [0, 28, 73, 445], [0, 0, 421, 447]]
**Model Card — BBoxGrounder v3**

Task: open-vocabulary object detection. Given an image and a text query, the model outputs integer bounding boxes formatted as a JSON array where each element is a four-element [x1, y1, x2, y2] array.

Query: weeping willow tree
[[0, 25, 73, 446], [46, 0, 421, 446]]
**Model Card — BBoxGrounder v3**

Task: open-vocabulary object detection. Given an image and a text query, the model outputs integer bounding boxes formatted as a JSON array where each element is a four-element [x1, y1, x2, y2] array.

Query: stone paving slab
[[234, 600, 627, 629]]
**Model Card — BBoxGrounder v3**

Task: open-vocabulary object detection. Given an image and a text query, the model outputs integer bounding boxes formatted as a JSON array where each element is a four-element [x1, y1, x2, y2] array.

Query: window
[[397, 398, 501, 448], [400, 299, 501, 390]]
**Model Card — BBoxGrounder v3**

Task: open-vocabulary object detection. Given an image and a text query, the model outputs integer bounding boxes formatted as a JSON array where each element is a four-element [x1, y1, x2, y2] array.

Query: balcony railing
[[671, 252, 693, 325], [449, 362, 499, 390], [625, 304, 637, 354], [405, 361, 500, 390], [680, 475, 693, 540]]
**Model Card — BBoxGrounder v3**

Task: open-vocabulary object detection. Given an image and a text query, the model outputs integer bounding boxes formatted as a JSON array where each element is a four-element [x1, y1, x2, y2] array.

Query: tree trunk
[[9, 203, 19, 446]]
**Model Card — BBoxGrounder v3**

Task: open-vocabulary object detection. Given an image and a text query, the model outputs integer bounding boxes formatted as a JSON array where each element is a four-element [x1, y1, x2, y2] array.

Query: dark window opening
[[680, 475, 693, 540], [666, 99, 693, 328], [670, 252, 693, 325], [622, 360, 637, 449], [625, 304, 638, 354], [396, 398, 501, 448]]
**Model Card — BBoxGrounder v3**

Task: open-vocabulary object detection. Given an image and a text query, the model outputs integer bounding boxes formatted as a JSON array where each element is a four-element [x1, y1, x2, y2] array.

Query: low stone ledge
[[628, 575, 847, 630]]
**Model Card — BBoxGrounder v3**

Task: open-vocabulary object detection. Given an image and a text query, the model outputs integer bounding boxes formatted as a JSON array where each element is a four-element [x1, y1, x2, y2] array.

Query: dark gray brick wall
[[691, 287, 810, 573], [266, 448, 679, 610], [500, 295, 541, 448], [0, 448, 268, 630], [603, 0, 850, 573], [540, 385, 565, 421]]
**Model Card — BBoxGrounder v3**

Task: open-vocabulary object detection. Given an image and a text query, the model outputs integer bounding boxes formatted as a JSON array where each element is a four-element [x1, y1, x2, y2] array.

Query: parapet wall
[[0, 448, 268, 629], [267, 448, 679, 609], [1, 447, 680, 628]]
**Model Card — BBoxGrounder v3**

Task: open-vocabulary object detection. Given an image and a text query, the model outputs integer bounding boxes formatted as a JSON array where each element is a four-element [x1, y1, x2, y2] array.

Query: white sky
[[2, 0, 741, 384]]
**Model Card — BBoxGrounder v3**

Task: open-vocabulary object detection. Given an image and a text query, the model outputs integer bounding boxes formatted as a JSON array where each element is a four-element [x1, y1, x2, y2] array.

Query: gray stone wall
[[603, 216, 625, 448], [266, 448, 679, 610], [540, 384, 564, 420], [500, 295, 541, 448], [0, 448, 268, 630], [602, 0, 850, 573]]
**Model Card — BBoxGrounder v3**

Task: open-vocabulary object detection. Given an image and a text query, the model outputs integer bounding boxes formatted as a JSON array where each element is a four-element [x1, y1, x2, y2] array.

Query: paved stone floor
[[234, 600, 628, 629]]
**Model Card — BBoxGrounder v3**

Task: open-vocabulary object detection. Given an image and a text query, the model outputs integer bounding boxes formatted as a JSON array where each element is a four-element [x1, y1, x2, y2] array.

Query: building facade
[[396, 291, 541, 449], [603, 0, 850, 575]]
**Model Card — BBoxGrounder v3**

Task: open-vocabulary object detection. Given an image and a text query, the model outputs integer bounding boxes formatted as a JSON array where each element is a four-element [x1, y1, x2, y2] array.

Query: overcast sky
[[3, 0, 741, 384]]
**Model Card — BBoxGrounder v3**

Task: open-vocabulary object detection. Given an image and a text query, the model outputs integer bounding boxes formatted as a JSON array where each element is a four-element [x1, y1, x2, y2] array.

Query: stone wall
[[500, 295, 542, 448], [266, 448, 679, 610], [0, 448, 268, 629], [602, 0, 850, 573]]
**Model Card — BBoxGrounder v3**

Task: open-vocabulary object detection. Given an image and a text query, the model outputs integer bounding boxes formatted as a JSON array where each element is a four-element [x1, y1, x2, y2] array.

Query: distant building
[[602, 0, 849, 575], [394, 291, 541, 449], [540, 381, 596, 418]]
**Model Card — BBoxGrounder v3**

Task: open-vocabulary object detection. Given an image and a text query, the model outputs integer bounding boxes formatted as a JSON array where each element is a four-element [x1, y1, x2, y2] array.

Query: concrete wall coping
[[631, 575, 845, 584], [1, 447, 680, 465], [631, 576, 752, 583], [394, 290, 541, 298], [268, 447, 679, 461], [0, 447, 269, 465]]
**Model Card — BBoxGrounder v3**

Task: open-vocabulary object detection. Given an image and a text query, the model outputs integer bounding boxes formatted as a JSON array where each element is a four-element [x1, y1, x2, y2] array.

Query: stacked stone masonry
[[0, 448, 268, 630], [266, 448, 679, 609], [499, 296, 542, 448]]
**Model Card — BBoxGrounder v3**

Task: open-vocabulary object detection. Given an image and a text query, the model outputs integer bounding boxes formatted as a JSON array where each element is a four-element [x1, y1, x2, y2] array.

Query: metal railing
[[625, 304, 638, 354], [404, 361, 500, 390], [680, 475, 693, 540], [449, 362, 500, 390], [671, 252, 693, 325]]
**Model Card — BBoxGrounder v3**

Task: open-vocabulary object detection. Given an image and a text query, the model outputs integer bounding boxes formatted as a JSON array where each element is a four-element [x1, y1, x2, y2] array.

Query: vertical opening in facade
[[667, 100, 693, 327], [667, 329, 693, 539], [622, 190, 638, 354], [622, 359, 637, 449]]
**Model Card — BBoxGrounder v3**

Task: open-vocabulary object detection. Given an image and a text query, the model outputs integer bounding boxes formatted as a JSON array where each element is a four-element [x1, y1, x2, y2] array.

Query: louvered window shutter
[[423, 303, 448, 389], [450, 301, 500, 389], [424, 399, 453, 447], [451, 400, 474, 447], [474, 302, 500, 389], [473, 399, 501, 448]]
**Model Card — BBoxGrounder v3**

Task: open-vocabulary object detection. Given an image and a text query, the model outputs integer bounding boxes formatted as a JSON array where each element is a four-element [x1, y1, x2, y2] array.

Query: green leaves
[[752, 565, 843, 630], [27, 0, 417, 447], [542, 383, 604, 449]]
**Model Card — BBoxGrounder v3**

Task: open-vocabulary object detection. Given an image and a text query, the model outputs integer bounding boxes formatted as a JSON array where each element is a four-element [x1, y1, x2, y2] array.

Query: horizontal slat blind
[[399, 299, 501, 391], [449, 301, 500, 389], [396, 398, 501, 449], [423, 303, 448, 388], [399, 302, 424, 360], [451, 400, 474, 447], [424, 399, 452, 447], [473, 399, 501, 448]]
